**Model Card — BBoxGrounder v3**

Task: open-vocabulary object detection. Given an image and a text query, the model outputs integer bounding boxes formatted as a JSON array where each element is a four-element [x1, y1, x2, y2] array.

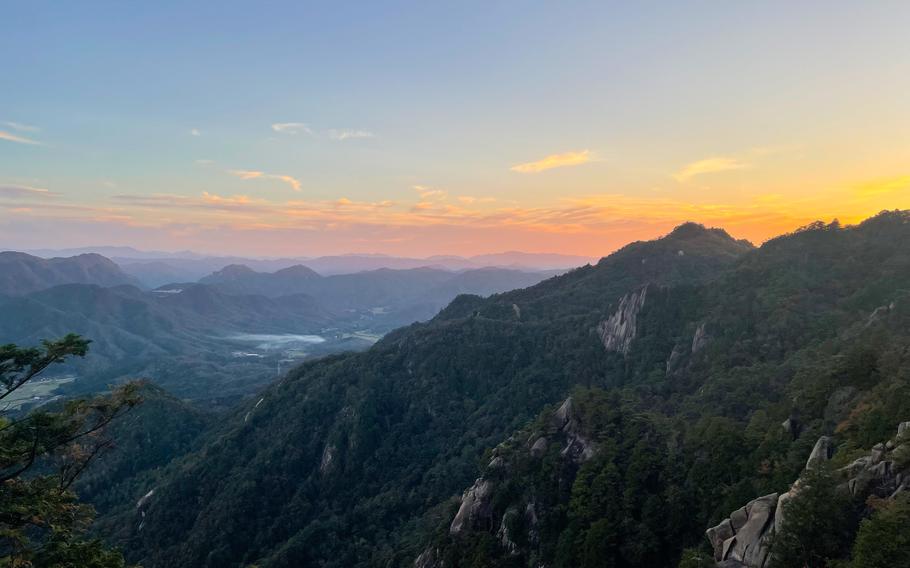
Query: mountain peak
[[0, 250, 139, 294], [210, 264, 257, 278], [666, 222, 729, 241], [661, 222, 754, 254], [273, 264, 321, 278]]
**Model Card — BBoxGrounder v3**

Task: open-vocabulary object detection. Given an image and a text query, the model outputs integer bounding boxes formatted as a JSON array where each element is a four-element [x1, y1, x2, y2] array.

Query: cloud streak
[[328, 129, 374, 141], [0, 184, 59, 199], [3, 121, 39, 133], [0, 130, 41, 145], [511, 150, 591, 173], [272, 122, 313, 135], [673, 157, 748, 182], [413, 185, 448, 200], [228, 169, 302, 191]]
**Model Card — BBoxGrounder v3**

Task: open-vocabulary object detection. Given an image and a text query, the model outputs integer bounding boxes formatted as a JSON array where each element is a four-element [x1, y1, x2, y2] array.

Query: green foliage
[[849, 495, 910, 568], [0, 335, 139, 567], [677, 547, 715, 568], [770, 466, 858, 568]]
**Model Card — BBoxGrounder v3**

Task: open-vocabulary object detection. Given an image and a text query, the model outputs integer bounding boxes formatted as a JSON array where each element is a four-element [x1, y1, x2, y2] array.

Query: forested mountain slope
[[104, 223, 752, 567], [98, 212, 910, 567], [0, 251, 140, 295], [417, 213, 910, 567]]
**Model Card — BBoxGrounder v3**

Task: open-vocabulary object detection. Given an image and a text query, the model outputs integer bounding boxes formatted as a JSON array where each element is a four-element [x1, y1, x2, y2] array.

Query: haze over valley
[[0, 249, 568, 406]]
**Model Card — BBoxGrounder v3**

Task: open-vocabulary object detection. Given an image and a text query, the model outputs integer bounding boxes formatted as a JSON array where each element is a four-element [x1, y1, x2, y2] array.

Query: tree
[[1, 334, 141, 567], [850, 495, 910, 568], [770, 465, 857, 568]]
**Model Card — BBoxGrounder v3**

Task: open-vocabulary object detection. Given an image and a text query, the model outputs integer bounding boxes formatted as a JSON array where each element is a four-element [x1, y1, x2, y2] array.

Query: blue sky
[[1, 1, 908, 256]]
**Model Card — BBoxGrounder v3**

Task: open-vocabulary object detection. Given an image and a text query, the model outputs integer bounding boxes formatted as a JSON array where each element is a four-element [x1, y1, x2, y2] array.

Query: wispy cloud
[[673, 157, 748, 182], [457, 196, 496, 205], [229, 169, 267, 181], [328, 129, 374, 141], [413, 185, 448, 200], [190, 128, 201, 136], [111, 192, 265, 211], [0, 184, 59, 199], [3, 121, 40, 133], [0, 130, 41, 145], [272, 122, 313, 135], [228, 169, 302, 191], [511, 150, 591, 173]]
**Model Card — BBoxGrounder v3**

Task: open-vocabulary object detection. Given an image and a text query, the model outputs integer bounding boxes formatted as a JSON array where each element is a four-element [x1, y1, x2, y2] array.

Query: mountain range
[[197, 264, 563, 327], [0, 252, 566, 405], [81, 213, 910, 568], [25, 248, 593, 287]]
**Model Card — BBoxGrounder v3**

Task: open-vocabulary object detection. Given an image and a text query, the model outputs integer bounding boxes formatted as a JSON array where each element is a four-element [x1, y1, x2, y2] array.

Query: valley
[[0, 251, 565, 407]]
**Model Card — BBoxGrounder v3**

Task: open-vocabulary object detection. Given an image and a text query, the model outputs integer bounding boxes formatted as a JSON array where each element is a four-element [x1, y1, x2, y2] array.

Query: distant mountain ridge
[[24, 248, 594, 287], [198, 264, 562, 327], [0, 251, 141, 295]]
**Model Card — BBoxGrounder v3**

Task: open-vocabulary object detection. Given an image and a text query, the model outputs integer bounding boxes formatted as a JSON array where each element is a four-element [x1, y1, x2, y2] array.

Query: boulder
[[806, 436, 833, 469], [450, 478, 494, 534], [706, 494, 777, 566]]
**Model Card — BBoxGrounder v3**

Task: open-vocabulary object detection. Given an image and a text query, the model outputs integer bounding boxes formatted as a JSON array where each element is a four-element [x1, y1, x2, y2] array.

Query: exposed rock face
[[136, 488, 155, 532], [552, 397, 596, 463], [806, 436, 833, 468], [780, 416, 800, 440], [320, 444, 337, 474], [419, 397, 596, 565], [598, 286, 647, 355], [449, 478, 494, 534], [413, 547, 441, 568], [706, 423, 910, 567], [706, 493, 778, 567], [691, 322, 709, 353]]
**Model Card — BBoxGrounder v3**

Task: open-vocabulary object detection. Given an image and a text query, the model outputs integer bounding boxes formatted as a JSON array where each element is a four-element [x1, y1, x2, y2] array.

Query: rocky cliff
[[415, 396, 599, 567], [706, 421, 910, 567], [598, 286, 648, 355]]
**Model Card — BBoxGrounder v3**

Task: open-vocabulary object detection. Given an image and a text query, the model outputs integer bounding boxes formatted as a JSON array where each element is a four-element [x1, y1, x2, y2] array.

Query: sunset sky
[[1, 1, 908, 257]]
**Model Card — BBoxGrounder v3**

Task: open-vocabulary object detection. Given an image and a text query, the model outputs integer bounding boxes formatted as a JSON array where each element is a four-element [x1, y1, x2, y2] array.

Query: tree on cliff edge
[[0, 334, 141, 567], [770, 465, 857, 568]]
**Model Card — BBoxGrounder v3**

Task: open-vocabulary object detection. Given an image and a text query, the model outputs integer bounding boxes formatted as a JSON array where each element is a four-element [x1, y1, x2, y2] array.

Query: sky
[[1, 1, 908, 257]]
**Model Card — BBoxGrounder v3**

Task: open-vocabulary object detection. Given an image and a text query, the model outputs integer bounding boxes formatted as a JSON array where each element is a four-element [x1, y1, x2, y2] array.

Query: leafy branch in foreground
[[0, 333, 142, 567]]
